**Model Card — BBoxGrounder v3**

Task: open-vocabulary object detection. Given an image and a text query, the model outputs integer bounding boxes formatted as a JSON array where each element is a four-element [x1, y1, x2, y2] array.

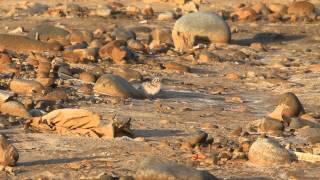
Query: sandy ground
[[0, 0, 319, 179]]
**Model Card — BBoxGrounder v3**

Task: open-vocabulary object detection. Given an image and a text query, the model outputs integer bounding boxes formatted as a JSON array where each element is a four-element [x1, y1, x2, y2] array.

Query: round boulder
[[93, 74, 145, 99], [135, 156, 217, 180], [172, 12, 231, 51], [248, 137, 291, 166]]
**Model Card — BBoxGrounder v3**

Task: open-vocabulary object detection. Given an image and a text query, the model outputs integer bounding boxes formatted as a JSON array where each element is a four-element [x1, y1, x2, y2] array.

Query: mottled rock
[[172, 12, 231, 51], [93, 74, 145, 98], [248, 137, 291, 166], [135, 156, 217, 180], [112, 28, 136, 41], [113, 67, 142, 82], [268, 92, 305, 121], [297, 127, 320, 144], [165, 62, 190, 73], [232, 7, 257, 21], [268, 3, 287, 16], [99, 40, 126, 59], [185, 130, 208, 146], [0, 101, 31, 118], [288, 1, 315, 17], [27, 24, 69, 43], [91, 5, 112, 17], [151, 28, 173, 45], [258, 117, 284, 134], [0, 90, 13, 103], [0, 134, 19, 166], [10, 79, 44, 95], [251, 2, 270, 15], [79, 72, 96, 83], [127, 39, 145, 52], [0, 34, 62, 53], [158, 11, 175, 21]]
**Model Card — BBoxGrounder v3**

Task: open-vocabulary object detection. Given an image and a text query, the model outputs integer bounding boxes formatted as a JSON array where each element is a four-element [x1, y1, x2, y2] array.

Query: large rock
[[93, 74, 145, 98], [297, 127, 320, 144], [0, 101, 31, 118], [135, 157, 217, 180], [0, 34, 62, 53], [248, 137, 291, 166], [27, 24, 70, 43], [10, 79, 44, 95], [268, 92, 305, 121], [172, 12, 231, 51]]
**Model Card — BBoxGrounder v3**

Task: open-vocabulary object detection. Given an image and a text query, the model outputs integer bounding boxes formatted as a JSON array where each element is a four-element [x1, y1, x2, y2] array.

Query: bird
[[141, 77, 162, 97]]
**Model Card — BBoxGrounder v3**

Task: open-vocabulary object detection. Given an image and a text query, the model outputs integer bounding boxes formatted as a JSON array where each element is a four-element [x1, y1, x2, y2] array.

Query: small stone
[[225, 72, 240, 80], [151, 28, 173, 45], [135, 156, 217, 180], [225, 96, 243, 103], [79, 72, 96, 83], [181, 1, 199, 13], [185, 130, 208, 146], [172, 12, 230, 51], [112, 28, 136, 41], [69, 30, 93, 44], [165, 62, 190, 73], [308, 64, 320, 72], [111, 46, 130, 64], [0, 90, 14, 103], [250, 42, 266, 51], [99, 40, 126, 59], [232, 7, 257, 21], [268, 3, 287, 16], [141, 6, 154, 16], [198, 51, 220, 63], [127, 39, 145, 52], [126, 5, 141, 15], [113, 67, 142, 82], [10, 79, 44, 95], [93, 5, 112, 17], [0, 101, 31, 118], [258, 117, 284, 134], [93, 74, 145, 99], [251, 2, 270, 15], [248, 137, 291, 166], [0, 54, 12, 64], [158, 11, 175, 21], [0, 134, 19, 167], [36, 77, 54, 87], [229, 127, 242, 137]]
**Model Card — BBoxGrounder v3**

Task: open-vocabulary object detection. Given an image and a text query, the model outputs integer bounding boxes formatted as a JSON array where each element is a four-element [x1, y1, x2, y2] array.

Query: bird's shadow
[[154, 90, 205, 99], [232, 33, 305, 46], [134, 129, 186, 138], [18, 156, 99, 167]]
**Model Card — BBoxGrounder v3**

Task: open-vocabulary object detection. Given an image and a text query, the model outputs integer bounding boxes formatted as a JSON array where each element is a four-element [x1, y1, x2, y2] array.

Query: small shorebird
[[142, 77, 162, 96]]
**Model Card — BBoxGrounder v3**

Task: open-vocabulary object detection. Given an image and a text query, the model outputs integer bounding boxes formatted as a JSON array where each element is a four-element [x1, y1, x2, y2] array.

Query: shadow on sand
[[232, 33, 305, 46]]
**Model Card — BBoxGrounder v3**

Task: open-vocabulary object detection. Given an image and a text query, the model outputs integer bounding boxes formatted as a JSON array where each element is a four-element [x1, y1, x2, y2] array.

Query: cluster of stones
[[230, 1, 318, 22]]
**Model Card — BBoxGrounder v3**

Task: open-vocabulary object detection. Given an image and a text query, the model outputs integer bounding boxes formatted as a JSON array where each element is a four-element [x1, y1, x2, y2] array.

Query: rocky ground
[[0, 0, 320, 179]]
